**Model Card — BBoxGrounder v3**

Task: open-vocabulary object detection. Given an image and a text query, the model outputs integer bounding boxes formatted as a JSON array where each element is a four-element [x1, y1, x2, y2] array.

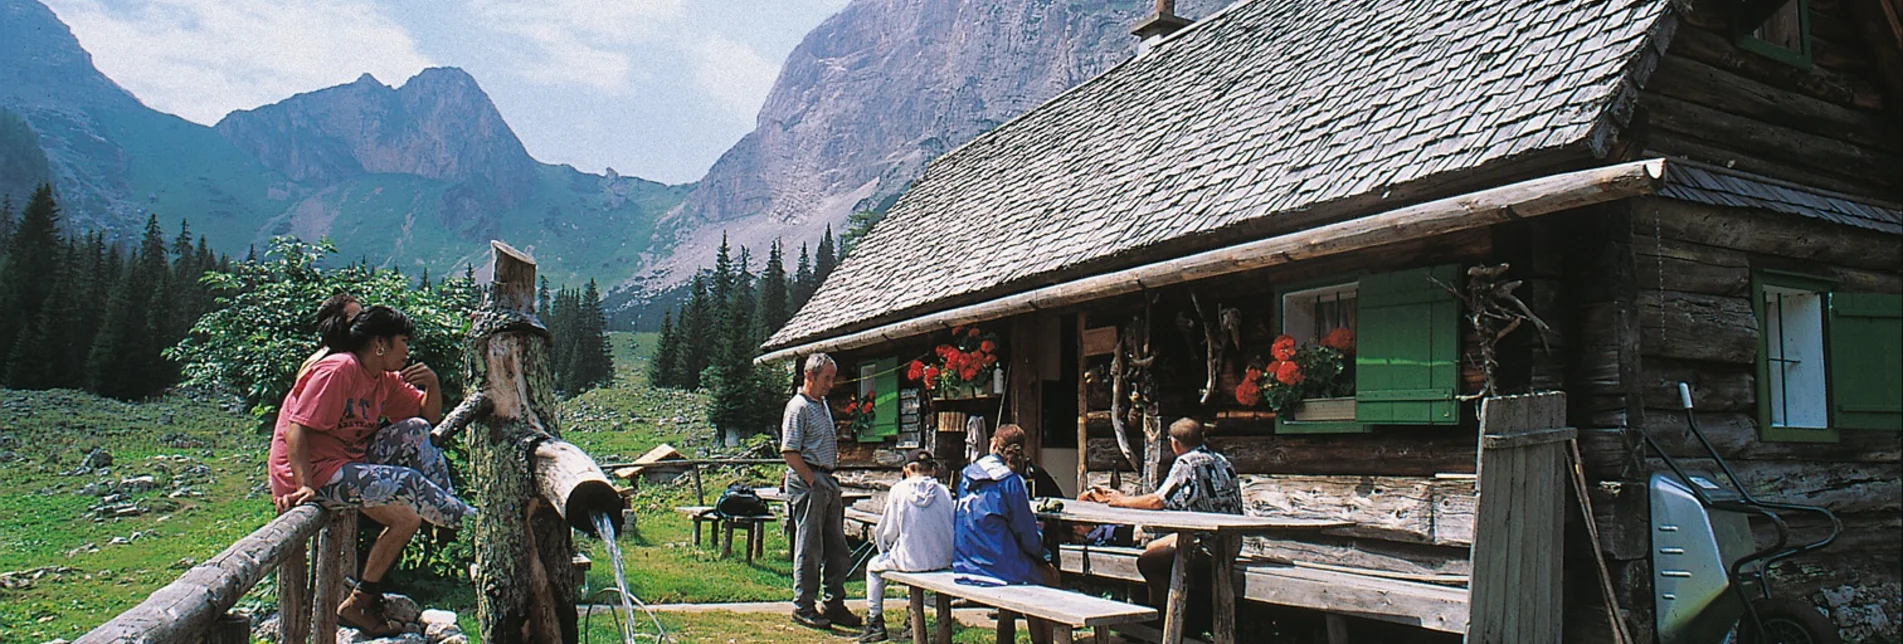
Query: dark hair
[[992, 424, 1028, 472], [905, 449, 938, 474], [320, 304, 416, 353], [314, 293, 360, 351], [1168, 417, 1205, 448]]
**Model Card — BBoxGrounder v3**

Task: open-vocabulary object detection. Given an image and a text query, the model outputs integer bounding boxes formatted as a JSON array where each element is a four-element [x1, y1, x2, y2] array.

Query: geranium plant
[[907, 325, 1000, 395], [842, 392, 876, 436], [1235, 330, 1356, 416]]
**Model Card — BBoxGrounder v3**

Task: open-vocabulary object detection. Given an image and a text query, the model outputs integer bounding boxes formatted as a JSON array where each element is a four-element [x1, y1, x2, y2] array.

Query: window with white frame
[[1762, 285, 1828, 429], [1281, 282, 1357, 346]]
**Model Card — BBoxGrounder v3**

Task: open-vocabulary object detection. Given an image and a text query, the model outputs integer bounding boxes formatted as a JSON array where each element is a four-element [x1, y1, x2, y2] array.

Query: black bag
[[715, 482, 770, 518]]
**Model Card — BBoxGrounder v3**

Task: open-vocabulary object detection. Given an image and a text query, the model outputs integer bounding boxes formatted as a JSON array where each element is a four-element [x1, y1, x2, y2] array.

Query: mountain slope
[[631, 0, 1225, 296], [1, 0, 292, 251], [1, 0, 686, 287]]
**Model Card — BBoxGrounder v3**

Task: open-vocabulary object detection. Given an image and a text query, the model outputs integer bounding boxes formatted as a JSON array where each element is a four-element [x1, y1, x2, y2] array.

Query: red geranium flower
[[1273, 360, 1304, 385], [980, 339, 997, 354], [1322, 327, 1356, 355], [1271, 335, 1297, 362], [862, 400, 875, 414], [967, 327, 981, 339], [907, 360, 926, 381], [1234, 379, 1261, 406]]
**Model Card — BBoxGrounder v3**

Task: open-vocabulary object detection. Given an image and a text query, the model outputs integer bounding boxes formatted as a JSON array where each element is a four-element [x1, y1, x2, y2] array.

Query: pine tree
[[5, 242, 77, 389], [86, 213, 173, 399], [0, 184, 62, 365], [678, 274, 713, 389], [793, 242, 814, 310], [582, 279, 613, 389], [814, 225, 837, 292], [418, 267, 431, 291], [711, 233, 735, 312], [761, 239, 790, 332], [538, 276, 551, 317], [649, 310, 679, 387], [0, 195, 15, 253]]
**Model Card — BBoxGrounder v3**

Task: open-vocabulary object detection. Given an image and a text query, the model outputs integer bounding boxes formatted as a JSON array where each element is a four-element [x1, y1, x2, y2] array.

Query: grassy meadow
[[0, 333, 1017, 643]]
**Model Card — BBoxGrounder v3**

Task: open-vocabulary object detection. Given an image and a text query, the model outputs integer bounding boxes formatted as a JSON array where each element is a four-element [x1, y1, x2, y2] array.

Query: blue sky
[[42, 0, 851, 184]]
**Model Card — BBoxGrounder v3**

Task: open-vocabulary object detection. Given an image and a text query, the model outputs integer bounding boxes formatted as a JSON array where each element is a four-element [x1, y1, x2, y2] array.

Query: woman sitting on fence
[[268, 304, 475, 637]]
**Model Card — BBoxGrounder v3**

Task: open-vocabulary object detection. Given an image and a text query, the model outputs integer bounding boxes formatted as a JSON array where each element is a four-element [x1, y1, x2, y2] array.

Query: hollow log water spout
[[534, 439, 625, 538]]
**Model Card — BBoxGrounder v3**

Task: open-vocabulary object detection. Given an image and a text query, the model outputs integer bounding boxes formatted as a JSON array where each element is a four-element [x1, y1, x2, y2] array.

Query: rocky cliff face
[[636, 0, 1223, 293], [215, 68, 540, 204]]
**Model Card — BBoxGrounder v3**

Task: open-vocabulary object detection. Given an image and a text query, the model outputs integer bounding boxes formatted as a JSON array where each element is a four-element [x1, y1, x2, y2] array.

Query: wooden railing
[[75, 504, 357, 644]]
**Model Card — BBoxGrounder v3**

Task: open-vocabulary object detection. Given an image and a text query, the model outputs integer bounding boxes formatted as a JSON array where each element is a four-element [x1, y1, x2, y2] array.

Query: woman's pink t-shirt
[[268, 352, 425, 495]]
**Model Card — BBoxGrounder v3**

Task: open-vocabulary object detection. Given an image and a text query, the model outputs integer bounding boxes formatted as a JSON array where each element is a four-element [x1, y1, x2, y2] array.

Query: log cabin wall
[[1627, 196, 1902, 641], [1637, 0, 1902, 201], [1072, 230, 1499, 578]]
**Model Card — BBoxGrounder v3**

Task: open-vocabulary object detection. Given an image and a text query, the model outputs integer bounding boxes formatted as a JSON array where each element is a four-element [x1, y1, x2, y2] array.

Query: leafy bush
[[165, 237, 479, 427]]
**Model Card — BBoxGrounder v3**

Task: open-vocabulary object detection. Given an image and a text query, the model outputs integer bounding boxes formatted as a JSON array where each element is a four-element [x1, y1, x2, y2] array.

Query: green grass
[[0, 331, 888, 643]]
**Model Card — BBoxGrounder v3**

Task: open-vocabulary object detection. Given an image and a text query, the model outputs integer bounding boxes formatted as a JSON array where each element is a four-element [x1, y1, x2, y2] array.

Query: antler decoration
[[1433, 263, 1555, 400]]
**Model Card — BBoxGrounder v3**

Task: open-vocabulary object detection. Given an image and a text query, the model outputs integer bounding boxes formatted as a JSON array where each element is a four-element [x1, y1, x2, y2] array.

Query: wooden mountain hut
[[759, 0, 1901, 641]]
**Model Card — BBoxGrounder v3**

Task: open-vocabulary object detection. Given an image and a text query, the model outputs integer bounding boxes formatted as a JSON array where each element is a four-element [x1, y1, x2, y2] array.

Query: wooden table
[[1034, 499, 1350, 644]]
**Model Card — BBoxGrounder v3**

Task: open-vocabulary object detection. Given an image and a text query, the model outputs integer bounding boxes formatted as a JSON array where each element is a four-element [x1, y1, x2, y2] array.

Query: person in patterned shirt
[[1080, 417, 1241, 611]]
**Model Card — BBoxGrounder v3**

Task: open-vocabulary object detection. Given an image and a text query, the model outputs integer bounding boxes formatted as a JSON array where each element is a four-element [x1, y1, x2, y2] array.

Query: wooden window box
[[1291, 397, 1356, 423]]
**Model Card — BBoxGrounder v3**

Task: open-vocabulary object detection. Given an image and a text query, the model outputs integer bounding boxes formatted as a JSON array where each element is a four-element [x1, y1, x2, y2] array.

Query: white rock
[[425, 621, 461, 642], [436, 635, 468, 644], [381, 594, 421, 624], [419, 609, 457, 627]]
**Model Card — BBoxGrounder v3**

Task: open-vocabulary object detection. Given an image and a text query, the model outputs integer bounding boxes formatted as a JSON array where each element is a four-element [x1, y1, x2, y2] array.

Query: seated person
[[953, 424, 1060, 644], [861, 450, 955, 643], [1080, 418, 1241, 611]]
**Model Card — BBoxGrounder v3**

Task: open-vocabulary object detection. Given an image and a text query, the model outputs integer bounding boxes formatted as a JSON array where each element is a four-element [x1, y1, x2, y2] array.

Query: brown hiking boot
[[336, 588, 401, 637]]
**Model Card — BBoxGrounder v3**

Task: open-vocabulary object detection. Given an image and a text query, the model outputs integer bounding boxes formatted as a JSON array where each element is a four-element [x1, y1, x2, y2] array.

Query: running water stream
[[591, 511, 645, 643]]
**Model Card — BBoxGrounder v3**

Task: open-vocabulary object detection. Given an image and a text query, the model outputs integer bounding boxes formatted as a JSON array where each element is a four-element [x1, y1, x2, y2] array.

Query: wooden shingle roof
[[768, 0, 1675, 352]]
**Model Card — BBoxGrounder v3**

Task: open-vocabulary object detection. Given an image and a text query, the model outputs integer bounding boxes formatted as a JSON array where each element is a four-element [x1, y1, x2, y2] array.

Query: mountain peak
[[215, 67, 536, 194]]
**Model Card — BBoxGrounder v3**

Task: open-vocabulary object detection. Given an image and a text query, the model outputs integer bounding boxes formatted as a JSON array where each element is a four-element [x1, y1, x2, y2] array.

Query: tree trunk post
[[466, 241, 621, 644]]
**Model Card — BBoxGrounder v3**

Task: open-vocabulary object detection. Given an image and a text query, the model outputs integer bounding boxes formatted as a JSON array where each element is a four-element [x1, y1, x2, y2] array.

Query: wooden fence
[[75, 504, 357, 644]]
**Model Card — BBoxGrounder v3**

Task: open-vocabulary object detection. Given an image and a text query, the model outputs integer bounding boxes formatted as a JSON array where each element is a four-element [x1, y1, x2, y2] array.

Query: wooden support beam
[[77, 504, 327, 643], [1468, 393, 1568, 644], [758, 160, 1669, 362]]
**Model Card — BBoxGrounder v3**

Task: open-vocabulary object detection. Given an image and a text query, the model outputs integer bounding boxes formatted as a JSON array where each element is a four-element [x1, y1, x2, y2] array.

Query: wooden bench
[[882, 570, 1156, 644], [676, 505, 776, 563], [674, 506, 718, 546], [1056, 544, 1469, 635]]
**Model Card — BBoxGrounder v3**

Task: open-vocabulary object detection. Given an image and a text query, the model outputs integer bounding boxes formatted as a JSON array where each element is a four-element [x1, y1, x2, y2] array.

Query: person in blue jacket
[[953, 423, 1058, 644]]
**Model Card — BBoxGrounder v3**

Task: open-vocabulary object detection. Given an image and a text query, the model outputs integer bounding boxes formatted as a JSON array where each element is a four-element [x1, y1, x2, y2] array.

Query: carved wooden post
[[462, 241, 624, 644]]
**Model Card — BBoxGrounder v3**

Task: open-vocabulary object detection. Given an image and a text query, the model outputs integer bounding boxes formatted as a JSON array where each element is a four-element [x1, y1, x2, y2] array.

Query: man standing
[[1082, 418, 1241, 609], [781, 353, 861, 630]]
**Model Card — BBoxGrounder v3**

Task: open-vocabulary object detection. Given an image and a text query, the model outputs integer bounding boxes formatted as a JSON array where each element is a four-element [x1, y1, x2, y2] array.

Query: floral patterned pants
[[315, 417, 474, 529]]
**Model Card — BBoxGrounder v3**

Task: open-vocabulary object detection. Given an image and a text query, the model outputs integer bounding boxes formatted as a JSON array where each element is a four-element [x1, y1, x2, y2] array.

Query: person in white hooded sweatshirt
[[860, 450, 955, 642]]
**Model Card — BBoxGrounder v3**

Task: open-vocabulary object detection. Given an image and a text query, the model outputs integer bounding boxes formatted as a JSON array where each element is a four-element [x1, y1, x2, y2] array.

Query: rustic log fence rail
[[75, 503, 346, 644]]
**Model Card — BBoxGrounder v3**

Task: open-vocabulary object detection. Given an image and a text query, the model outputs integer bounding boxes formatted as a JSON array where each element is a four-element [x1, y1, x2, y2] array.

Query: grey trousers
[[787, 470, 849, 612]]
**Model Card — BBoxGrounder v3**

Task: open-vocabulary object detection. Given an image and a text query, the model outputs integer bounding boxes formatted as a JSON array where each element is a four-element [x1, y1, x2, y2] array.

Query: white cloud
[[469, 0, 686, 94], [690, 36, 779, 119], [43, 0, 436, 125]]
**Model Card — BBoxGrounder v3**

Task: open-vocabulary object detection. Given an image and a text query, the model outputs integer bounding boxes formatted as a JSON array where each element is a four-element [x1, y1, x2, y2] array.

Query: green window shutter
[[1828, 293, 1902, 431], [859, 357, 900, 442], [1356, 265, 1462, 425]]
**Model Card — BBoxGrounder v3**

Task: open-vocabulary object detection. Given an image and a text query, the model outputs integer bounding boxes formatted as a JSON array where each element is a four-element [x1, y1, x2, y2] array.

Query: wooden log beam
[[1238, 474, 1477, 547], [1085, 435, 1478, 476], [276, 539, 311, 644], [534, 439, 628, 537], [757, 160, 1669, 362], [78, 505, 327, 643]]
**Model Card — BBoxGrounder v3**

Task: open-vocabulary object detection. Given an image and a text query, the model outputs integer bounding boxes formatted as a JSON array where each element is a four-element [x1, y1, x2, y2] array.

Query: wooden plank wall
[[1468, 393, 1571, 644], [1629, 197, 1903, 641], [1639, 0, 1902, 199]]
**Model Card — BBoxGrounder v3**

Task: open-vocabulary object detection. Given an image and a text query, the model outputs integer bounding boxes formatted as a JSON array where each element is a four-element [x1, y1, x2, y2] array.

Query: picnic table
[[756, 486, 876, 547], [1034, 498, 1350, 644]]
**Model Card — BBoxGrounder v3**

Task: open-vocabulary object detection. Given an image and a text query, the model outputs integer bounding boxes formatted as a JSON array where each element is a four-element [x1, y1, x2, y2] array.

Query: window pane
[[1754, 0, 1804, 52], [1764, 287, 1827, 429]]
